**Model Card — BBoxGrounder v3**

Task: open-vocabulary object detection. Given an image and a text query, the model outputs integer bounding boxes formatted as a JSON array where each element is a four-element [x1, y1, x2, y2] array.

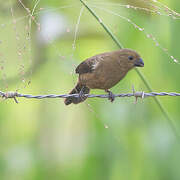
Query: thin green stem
[[80, 0, 180, 140]]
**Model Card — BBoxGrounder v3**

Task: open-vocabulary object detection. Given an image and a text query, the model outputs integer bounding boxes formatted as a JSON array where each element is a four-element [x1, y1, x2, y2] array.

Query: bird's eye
[[128, 56, 134, 60]]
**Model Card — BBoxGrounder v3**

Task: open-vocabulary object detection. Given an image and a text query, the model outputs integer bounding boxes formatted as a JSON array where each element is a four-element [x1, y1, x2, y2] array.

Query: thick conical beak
[[134, 58, 144, 67]]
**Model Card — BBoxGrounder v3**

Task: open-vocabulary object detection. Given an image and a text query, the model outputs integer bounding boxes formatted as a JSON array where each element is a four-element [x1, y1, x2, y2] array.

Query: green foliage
[[0, 0, 180, 179]]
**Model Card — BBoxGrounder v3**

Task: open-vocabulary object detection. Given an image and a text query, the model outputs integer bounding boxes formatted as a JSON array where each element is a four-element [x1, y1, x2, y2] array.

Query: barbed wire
[[0, 90, 180, 104]]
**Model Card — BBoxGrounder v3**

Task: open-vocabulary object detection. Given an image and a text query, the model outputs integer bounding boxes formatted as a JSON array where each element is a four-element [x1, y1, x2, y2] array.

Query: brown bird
[[64, 48, 144, 105]]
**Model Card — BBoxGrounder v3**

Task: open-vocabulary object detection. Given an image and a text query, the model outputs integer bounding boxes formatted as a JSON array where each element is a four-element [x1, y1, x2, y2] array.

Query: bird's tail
[[64, 83, 90, 105]]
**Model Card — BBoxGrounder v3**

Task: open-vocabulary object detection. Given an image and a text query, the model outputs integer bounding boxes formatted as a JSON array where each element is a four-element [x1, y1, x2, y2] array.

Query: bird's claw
[[106, 90, 115, 102], [79, 87, 86, 101]]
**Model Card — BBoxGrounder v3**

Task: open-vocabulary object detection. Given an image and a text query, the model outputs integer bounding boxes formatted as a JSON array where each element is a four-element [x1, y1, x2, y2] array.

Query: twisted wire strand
[[0, 90, 180, 103]]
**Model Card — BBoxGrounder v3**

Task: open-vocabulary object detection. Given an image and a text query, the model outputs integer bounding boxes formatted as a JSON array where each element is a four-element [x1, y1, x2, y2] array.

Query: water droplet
[[18, 51, 22, 56], [99, 18, 103, 24], [134, 25, 138, 29], [147, 34, 151, 38], [104, 125, 109, 129], [139, 28, 144, 31], [174, 59, 178, 63], [126, 5, 130, 8]]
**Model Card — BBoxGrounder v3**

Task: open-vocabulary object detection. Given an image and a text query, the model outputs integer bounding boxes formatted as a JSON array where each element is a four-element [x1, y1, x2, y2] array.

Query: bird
[[64, 48, 144, 105]]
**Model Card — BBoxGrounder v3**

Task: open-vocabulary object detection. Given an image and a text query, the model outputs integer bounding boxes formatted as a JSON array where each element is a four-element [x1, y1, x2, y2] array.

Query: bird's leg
[[105, 89, 115, 102]]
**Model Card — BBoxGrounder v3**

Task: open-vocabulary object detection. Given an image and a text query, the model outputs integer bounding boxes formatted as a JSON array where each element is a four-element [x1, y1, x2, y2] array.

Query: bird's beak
[[134, 58, 144, 67]]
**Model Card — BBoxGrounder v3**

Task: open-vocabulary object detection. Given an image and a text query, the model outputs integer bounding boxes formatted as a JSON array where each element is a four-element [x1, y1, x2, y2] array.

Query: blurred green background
[[0, 0, 180, 179]]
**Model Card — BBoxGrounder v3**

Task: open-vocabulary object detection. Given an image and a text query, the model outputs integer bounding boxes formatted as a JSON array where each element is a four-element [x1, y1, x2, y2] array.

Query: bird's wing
[[75, 54, 107, 74]]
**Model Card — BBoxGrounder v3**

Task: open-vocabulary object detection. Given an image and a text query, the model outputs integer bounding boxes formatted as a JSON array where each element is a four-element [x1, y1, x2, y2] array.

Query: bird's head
[[117, 49, 144, 70]]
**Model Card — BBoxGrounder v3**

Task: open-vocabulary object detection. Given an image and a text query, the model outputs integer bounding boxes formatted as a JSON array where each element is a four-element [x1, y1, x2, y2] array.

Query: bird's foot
[[105, 90, 115, 102], [79, 87, 86, 101]]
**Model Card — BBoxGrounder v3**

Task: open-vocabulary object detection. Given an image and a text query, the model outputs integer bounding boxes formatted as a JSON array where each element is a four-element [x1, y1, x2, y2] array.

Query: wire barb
[[0, 91, 19, 103], [132, 85, 145, 104]]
